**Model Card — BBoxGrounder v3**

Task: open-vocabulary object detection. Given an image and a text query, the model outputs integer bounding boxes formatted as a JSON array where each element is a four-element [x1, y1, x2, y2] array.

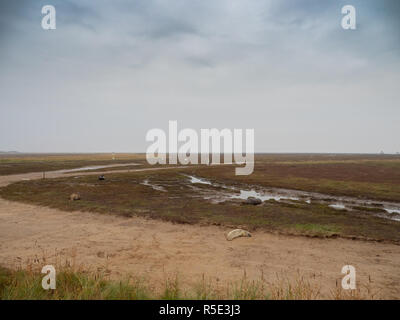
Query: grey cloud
[[56, 0, 99, 32], [0, 0, 399, 153]]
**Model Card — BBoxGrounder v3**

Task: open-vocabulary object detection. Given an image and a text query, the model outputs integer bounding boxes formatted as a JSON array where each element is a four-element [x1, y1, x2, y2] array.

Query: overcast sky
[[0, 0, 399, 153]]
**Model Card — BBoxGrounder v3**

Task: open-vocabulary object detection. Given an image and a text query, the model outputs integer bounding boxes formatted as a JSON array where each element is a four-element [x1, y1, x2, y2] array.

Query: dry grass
[[0, 248, 381, 300], [0, 262, 378, 300]]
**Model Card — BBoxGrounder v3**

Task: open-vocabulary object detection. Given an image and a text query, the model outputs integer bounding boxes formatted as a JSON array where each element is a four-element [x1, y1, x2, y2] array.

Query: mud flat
[[0, 167, 400, 298]]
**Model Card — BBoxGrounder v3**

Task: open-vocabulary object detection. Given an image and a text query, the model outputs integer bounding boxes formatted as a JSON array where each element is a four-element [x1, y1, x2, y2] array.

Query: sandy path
[[0, 168, 399, 299]]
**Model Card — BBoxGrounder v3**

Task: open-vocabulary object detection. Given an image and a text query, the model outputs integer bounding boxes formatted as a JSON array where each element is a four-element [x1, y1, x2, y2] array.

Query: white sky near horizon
[[0, 0, 399, 154]]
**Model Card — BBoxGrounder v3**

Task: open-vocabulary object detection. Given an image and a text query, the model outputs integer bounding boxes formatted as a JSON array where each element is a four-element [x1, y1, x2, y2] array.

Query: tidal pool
[[185, 175, 400, 221]]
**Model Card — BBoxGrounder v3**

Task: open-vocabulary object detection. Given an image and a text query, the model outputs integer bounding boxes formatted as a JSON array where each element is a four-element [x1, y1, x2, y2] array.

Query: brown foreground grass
[[0, 264, 376, 300]]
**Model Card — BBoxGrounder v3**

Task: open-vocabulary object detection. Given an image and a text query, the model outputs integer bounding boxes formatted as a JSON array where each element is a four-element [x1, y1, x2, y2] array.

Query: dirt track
[[0, 168, 399, 298]]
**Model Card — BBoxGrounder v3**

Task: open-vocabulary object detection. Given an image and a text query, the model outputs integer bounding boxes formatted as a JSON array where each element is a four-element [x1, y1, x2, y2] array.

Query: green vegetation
[[1, 154, 399, 241], [293, 224, 341, 236], [0, 153, 147, 176], [1, 167, 399, 242], [351, 206, 387, 213]]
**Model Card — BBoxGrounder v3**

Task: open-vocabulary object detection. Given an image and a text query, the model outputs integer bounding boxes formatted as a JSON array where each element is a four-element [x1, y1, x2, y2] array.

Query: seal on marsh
[[69, 193, 81, 201], [242, 197, 262, 205]]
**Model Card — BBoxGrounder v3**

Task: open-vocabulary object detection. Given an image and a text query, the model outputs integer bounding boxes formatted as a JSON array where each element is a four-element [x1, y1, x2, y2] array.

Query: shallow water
[[386, 208, 400, 214], [60, 163, 139, 173], [230, 189, 299, 202], [185, 175, 212, 185], [185, 175, 400, 222], [141, 179, 166, 192], [329, 203, 346, 210]]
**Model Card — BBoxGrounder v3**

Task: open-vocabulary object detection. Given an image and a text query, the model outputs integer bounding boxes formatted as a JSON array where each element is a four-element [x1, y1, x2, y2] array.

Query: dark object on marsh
[[98, 175, 105, 181], [242, 197, 262, 205]]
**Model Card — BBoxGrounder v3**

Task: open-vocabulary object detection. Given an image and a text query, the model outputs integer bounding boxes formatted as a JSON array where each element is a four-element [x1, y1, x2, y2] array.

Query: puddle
[[185, 175, 212, 185], [329, 204, 346, 210], [386, 208, 400, 214], [60, 163, 139, 173], [141, 179, 167, 192], [230, 189, 299, 202], [185, 175, 400, 222], [385, 208, 400, 221]]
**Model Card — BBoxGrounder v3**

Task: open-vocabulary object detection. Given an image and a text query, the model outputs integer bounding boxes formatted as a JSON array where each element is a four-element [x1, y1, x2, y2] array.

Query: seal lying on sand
[[226, 229, 252, 241]]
